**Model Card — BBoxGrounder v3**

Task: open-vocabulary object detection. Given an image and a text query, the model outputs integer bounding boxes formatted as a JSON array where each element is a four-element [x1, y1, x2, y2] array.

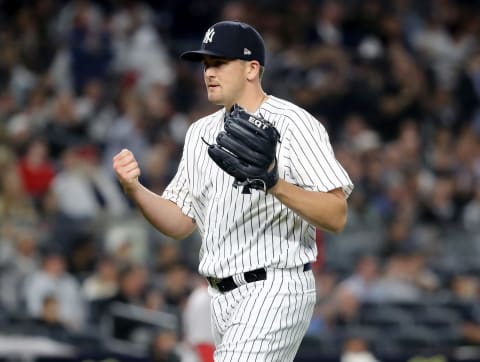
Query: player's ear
[[246, 60, 261, 81]]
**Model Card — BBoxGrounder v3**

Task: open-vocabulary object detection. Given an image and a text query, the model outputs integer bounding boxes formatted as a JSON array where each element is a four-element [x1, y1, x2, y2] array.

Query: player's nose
[[204, 66, 216, 77]]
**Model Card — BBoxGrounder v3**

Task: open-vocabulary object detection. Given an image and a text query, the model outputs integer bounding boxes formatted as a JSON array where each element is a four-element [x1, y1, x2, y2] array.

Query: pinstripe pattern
[[162, 96, 353, 277], [209, 267, 316, 361], [162, 95, 352, 360]]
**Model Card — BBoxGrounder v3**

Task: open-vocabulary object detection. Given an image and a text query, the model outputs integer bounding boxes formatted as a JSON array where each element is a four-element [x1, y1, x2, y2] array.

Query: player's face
[[203, 56, 248, 107]]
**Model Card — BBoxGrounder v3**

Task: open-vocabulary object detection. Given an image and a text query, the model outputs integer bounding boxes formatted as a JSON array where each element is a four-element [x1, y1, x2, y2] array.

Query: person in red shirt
[[17, 138, 55, 198]]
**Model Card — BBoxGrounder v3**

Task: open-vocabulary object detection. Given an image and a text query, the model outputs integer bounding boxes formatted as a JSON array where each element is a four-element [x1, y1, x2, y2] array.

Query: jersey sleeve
[[162, 129, 195, 219], [286, 112, 354, 198]]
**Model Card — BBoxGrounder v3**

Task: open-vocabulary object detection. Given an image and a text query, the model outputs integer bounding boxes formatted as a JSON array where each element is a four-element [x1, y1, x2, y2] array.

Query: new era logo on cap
[[180, 21, 266, 66]]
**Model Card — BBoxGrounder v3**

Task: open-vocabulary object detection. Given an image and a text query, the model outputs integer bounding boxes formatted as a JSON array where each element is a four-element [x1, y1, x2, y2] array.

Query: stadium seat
[[390, 325, 439, 354], [413, 306, 462, 328], [360, 305, 414, 329]]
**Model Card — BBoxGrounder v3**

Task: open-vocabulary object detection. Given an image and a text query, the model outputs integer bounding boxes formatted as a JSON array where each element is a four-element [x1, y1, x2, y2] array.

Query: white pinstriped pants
[[208, 266, 316, 361]]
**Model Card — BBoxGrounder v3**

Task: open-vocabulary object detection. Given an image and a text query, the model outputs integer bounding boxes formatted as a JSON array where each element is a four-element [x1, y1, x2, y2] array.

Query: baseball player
[[113, 20, 353, 361]]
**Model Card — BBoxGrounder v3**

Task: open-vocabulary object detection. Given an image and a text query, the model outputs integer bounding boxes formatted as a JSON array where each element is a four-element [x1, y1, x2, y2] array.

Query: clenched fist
[[113, 149, 141, 194]]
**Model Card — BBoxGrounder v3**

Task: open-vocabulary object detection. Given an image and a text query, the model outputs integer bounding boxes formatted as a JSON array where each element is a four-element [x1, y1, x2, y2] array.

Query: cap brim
[[180, 50, 232, 62]]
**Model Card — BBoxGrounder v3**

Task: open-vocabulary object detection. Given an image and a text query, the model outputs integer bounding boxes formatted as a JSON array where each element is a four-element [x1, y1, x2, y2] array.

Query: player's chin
[[207, 92, 223, 104]]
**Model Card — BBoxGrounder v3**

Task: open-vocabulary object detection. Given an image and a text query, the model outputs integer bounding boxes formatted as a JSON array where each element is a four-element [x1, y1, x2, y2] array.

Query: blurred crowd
[[1, 0, 480, 360]]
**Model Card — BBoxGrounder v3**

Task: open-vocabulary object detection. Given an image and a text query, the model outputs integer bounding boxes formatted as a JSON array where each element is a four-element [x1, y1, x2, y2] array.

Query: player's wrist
[[267, 176, 283, 195], [122, 177, 141, 196]]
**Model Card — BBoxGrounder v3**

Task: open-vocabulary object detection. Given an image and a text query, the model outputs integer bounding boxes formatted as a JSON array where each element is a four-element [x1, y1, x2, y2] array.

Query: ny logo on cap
[[203, 28, 215, 44]]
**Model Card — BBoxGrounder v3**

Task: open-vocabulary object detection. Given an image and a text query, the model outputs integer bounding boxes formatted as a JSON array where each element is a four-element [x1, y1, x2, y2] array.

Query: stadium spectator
[[22, 246, 86, 330]]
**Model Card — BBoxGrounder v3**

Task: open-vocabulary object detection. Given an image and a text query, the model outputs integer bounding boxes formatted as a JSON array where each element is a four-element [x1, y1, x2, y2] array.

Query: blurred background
[[1, 0, 480, 361]]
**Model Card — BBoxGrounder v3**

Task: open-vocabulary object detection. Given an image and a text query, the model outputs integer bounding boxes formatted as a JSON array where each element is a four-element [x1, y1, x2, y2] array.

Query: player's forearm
[[126, 183, 196, 240], [269, 179, 347, 233]]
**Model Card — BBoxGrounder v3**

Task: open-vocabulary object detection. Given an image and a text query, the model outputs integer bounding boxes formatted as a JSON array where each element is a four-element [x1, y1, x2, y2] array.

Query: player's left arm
[[271, 112, 352, 233], [269, 181, 347, 233]]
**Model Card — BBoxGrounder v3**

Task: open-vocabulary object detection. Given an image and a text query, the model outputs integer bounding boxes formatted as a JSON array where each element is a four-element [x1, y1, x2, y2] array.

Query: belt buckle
[[209, 277, 222, 290]]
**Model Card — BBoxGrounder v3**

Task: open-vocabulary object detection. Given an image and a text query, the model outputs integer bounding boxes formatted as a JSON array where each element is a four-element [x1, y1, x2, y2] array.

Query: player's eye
[[204, 59, 229, 69]]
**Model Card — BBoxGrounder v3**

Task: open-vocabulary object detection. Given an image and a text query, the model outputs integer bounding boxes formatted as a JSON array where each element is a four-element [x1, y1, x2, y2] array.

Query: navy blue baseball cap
[[180, 21, 266, 66]]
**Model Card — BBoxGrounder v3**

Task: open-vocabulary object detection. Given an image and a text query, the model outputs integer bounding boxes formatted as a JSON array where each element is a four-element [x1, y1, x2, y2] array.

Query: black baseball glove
[[204, 104, 281, 193]]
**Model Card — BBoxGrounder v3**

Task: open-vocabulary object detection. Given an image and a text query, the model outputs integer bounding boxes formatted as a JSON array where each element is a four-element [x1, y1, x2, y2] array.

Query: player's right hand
[[113, 148, 141, 194]]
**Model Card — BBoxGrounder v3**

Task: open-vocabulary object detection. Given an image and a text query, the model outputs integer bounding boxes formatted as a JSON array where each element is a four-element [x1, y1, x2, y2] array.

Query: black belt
[[207, 263, 311, 293]]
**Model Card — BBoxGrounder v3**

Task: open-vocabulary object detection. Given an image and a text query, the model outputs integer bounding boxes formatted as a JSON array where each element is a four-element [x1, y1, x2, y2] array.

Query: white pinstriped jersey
[[163, 95, 353, 278]]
